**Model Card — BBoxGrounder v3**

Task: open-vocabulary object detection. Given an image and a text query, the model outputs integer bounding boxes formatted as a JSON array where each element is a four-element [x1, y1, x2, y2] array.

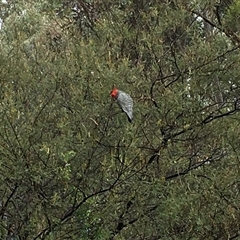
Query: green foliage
[[0, 0, 240, 239], [225, 0, 240, 29]]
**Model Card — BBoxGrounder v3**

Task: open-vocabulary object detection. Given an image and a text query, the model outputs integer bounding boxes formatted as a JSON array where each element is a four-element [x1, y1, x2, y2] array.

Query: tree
[[0, 0, 240, 239]]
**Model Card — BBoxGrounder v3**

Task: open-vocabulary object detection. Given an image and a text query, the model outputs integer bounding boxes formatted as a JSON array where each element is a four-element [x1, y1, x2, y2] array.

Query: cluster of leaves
[[0, 0, 240, 239]]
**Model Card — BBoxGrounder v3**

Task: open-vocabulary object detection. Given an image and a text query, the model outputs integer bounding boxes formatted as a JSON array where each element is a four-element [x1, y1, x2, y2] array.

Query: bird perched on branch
[[110, 88, 133, 122]]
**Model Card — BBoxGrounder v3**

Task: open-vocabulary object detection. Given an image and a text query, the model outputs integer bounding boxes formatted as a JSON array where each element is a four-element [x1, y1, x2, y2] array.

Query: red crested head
[[110, 88, 119, 99]]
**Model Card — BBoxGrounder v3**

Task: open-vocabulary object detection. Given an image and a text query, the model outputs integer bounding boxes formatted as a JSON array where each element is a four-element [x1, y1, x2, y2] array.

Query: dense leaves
[[0, 0, 240, 239]]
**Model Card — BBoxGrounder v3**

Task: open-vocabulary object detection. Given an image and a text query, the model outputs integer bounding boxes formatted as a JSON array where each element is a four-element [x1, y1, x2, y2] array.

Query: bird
[[110, 87, 133, 122]]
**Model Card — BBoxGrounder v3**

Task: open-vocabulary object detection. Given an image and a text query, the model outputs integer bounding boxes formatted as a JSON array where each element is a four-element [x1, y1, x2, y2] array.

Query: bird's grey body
[[116, 90, 133, 122]]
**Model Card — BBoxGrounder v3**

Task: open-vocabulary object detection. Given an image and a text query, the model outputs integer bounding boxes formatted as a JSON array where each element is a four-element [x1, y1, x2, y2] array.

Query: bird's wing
[[117, 92, 133, 121]]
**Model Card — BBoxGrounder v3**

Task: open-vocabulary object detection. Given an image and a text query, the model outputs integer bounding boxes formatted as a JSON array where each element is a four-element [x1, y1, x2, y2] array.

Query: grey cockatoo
[[110, 88, 133, 122]]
